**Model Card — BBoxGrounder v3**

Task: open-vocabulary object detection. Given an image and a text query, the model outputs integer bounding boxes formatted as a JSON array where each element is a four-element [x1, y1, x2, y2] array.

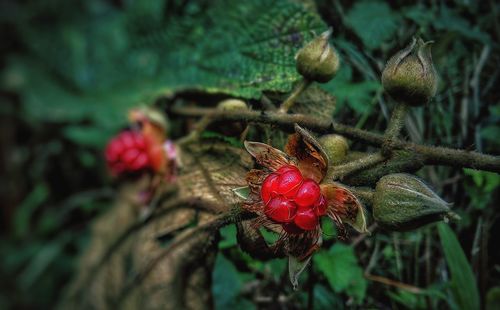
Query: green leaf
[[314, 243, 367, 303], [402, 3, 435, 26], [231, 186, 251, 200], [438, 223, 480, 310], [3, 0, 326, 150], [219, 224, 238, 249], [63, 125, 114, 147], [322, 66, 380, 114], [345, 0, 400, 49], [212, 254, 255, 310], [434, 4, 490, 44], [463, 168, 500, 209], [314, 284, 343, 309], [291, 85, 336, 119], [13, 184, 49, 238], [486, 287, 500, 310]]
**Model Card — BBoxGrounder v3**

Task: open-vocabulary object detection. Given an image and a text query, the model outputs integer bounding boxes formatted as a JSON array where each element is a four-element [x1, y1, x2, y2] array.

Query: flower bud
[[381, 37, 438, 106], [211, 99, 248, 136], [216, 99, 248, 112], [295, 29, 340, 83], [129, 106, 169, 132], [319, 134, 348, 165], [373, 173, 455, 231]]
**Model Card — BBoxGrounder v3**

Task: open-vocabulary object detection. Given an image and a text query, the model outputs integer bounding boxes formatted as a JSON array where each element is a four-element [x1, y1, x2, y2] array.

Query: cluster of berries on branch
[[261, 165, 327, 234]]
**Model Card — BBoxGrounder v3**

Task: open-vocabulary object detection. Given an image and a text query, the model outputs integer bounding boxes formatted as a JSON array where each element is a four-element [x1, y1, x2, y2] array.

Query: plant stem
[[330, 153, 385, 180], [279, 78, 312, 113], [170, 106, 500, 173], [349, 187, 375, 204], [382, 102, 409, 155], [176, 110, 215, 146]]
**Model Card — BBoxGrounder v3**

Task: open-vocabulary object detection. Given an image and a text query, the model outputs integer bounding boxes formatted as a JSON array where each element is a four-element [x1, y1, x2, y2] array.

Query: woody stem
[[330, 153, 385, 181], [279, 78, 312, 113], [382, 102, 409, 155], [169, 106, 500, 173]]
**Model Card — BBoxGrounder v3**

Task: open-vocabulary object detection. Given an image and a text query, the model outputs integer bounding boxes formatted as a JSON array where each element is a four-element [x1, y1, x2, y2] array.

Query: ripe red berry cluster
[[105, 131, 157, 176], [261, 165, 327, 234]]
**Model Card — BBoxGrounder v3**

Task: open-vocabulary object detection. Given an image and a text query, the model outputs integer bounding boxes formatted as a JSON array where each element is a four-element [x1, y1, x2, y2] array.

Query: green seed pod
[[295, 29, 340, 83], [373, 173, 456, 231], [129, 106, 169, 132], [381, 37, 438, 106], [211, 99, 248, 136], [319, 134, 349, 165], [216, 99, 248, 112]]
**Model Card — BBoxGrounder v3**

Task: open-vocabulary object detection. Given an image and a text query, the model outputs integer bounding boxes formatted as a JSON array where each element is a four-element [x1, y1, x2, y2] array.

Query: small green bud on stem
[[216, 99, 248, 112], [213, 99, 249, 136], [319, 134, 349, 165], [373, 173, 456, 231], [382, 37, 438, 106], [295, 28, 340, 83]]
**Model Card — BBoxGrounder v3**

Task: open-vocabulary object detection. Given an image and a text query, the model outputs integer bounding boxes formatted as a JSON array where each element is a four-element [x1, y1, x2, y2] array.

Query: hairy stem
[[382, 102, 409, 155], [279, 78, 312, 113], [170, 106, 500, 173], [349, 187, 375, 204], [330, 153, 385, 181]]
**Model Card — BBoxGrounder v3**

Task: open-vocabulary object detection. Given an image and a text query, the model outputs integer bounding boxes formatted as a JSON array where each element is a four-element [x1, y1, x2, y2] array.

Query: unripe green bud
[[319, 134, 349, 165], [216, 99, 248, 112], [373, 173, 455, 231], [212, 99, 248, 136], [382, 37, 438, 106], [295, 29, 340, 83], [129, 106, 169, 132]]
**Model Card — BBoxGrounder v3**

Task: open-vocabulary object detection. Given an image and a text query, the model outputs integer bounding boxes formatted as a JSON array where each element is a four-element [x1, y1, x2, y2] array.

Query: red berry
[[105, 140, 124, 162], [314, 194, 328, 216], [276, 165, 299, 175], [294, 179, 321, 208], [261, 173, 279, 203], [122, 148, 140, 165], [105, 131, 155, 176], [294, 208, 318, 230], [130, 153, 149, 170], [276, 169, 303, 198], [282, 222, 304, 235], [264, 196, 297, 223]]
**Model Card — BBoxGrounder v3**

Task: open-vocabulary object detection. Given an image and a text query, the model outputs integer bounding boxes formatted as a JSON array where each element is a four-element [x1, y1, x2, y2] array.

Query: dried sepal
[[236, 221, 283, 260], [285, 125, 328, 183], [289, 255, 312, 291], [284, 228, 322, 260], [244, 141, 293, 171], [245, 169, 267, 198], [321, 184, 368, 234]]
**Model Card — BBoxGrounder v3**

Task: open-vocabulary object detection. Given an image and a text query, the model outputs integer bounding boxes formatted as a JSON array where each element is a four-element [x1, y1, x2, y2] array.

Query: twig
[[170, 106, 500, 173], [382, 102, 409, 155], [331, 153, 385, 180], [365, 273, 423, 294], [279, 78, 312, 113]]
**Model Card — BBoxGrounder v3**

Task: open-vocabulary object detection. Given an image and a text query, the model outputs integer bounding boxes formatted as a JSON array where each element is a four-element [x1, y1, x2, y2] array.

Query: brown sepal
[[244, 141, 294, 171], [321, 183, 368, 234], [285, 125, 328, 183], [245, 169, 267, 198]]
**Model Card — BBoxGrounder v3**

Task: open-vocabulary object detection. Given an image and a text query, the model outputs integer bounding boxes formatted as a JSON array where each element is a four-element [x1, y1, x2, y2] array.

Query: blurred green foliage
[[1, 0, 499, 309]]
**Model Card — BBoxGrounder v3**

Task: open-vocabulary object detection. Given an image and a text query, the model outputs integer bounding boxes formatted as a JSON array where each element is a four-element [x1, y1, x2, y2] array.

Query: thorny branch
[[170, 106, 500, 173]]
